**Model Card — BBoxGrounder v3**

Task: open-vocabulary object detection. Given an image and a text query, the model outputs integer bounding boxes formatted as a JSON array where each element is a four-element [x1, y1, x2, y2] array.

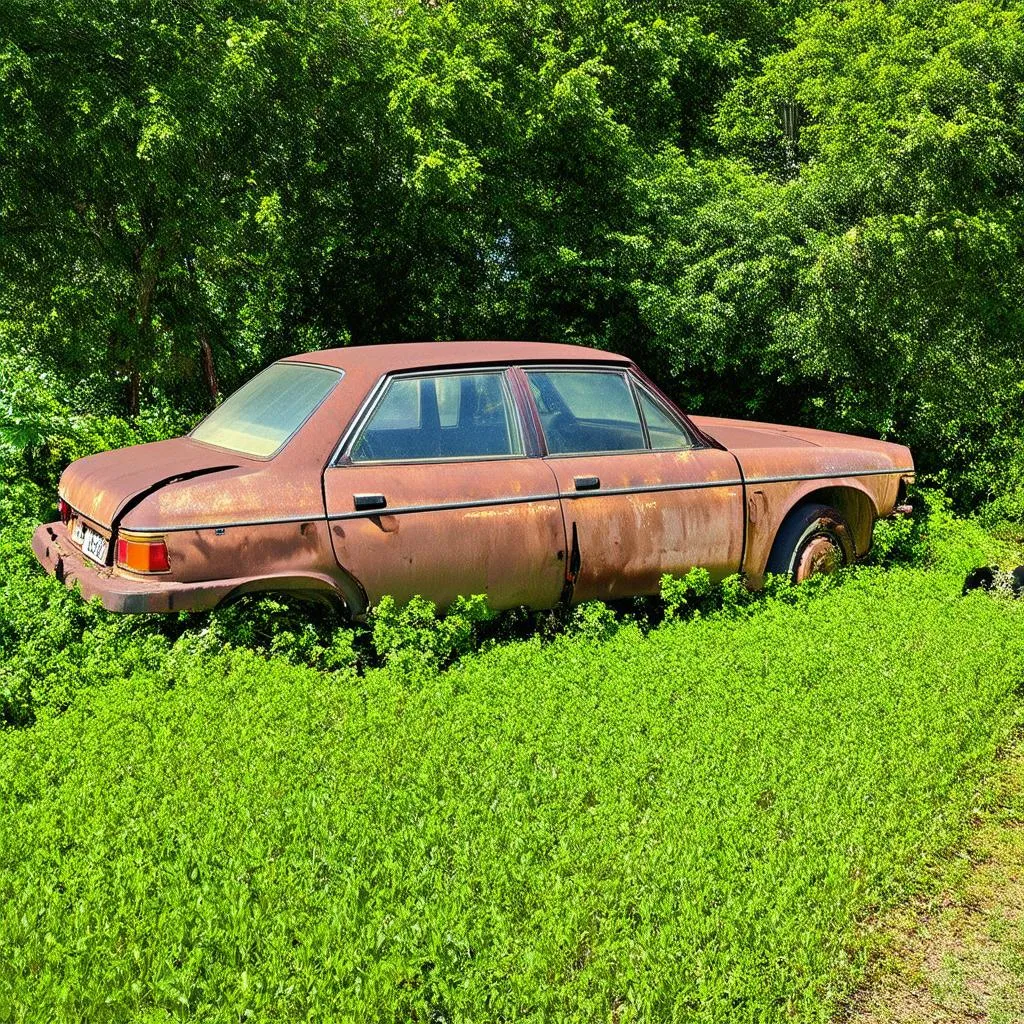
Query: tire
[[765, 503, 852, 583]]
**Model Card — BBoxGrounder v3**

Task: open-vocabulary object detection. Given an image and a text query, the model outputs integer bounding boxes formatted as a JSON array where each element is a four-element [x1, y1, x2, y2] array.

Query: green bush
[[370, 592, 495, 672], [660, 566, 714, 618], [0, 516, 173, 727]]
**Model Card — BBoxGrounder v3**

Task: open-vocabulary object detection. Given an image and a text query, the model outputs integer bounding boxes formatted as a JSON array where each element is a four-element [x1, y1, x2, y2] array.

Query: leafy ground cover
[[1, 560, 1022, 1022]]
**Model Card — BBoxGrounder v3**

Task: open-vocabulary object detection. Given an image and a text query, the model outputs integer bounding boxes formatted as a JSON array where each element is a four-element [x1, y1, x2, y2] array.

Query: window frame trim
[[518, 364, 709, 458], [335, 366, 529, 467], [628, 373, 701, 453], [523, 365, 647, 457], [521, 364, 660, 459]]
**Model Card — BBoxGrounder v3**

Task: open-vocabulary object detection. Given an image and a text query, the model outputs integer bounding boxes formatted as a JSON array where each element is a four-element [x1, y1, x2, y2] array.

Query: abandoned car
[[33, 342, 915, 616]]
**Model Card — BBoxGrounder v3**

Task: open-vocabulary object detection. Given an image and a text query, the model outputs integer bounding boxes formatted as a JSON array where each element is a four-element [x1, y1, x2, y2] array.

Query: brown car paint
[[540, 448, 744, 602], [31, 341, 915, 615]]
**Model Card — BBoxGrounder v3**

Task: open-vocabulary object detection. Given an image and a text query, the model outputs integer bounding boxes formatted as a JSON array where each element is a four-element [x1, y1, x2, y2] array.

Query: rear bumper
[[32, 521, 237, 613]]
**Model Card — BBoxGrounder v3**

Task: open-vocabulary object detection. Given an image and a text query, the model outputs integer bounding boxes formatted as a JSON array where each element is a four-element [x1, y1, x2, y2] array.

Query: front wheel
[[765, 503, 853, 583]]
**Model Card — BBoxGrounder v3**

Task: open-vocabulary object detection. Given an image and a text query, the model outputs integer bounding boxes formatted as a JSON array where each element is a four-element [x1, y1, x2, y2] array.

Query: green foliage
[[894, 488, 1017, 574], [1, 567, 1022, 1020], [977, 447, 1024, 525], [199, 595, 360, 672], [0, 337, 188, 492], [869, 509, 929, 568], [2, 454, 1023, 1016], [0, 517, 172, 727], [3, 0, 1020, 508], [5, 5, 1024, 1011], [371, 592, 495, 671], [565, 599, 621, 642], [632, 0, 1024, 506], [660, 566, 713, 618]]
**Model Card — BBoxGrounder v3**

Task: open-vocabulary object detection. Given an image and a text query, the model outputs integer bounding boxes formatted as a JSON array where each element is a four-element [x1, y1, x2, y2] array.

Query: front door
[[524, 367, 744, 602], [322, 368, 566, 611]]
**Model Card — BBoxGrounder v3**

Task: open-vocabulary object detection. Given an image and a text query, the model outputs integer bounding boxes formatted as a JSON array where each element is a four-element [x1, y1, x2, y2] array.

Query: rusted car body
[[32, 342, 915, 616]]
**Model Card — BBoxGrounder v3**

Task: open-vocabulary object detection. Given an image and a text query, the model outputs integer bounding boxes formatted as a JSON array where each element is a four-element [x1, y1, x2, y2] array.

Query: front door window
[[525, 369, 645, 454]]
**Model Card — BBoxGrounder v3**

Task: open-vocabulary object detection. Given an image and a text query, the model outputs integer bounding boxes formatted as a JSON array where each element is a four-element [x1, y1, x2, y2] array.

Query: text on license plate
[[72, 519, 109, 565]]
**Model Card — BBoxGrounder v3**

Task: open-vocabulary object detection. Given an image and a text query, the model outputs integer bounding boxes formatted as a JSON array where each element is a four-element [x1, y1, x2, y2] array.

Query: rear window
[[192, 363, 341, 457]]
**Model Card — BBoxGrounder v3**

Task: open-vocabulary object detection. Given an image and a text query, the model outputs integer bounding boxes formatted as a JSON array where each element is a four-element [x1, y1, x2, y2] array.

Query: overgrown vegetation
[[2, 0, 1024, 1018], [2, 416, 1022, 1019], [1, 554, 1022, 1020], [2, 455, 1012, 731]]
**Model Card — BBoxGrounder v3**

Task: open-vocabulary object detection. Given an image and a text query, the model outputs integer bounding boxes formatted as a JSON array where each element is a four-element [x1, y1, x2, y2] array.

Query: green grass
[[1, 565, 1022, 1022]]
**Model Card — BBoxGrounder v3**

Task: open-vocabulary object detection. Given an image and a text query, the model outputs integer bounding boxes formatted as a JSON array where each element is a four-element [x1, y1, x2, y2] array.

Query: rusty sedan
[[32, 342, 915, 616]]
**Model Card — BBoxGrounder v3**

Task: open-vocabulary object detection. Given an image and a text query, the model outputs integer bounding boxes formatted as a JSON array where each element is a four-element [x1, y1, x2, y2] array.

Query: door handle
[[574, 475, 600, 491], [353, 493, 387, 511]]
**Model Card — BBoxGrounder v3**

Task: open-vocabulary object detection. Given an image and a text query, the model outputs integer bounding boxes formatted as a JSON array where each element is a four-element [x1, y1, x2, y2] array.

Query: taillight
[[116, 535, 170, 573], [58, 497, 71, 524]]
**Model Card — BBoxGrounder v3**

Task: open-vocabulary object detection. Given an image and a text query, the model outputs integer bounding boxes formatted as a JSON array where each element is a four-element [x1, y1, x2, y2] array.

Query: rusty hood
[[691, 415, 901, 453], [58, 437, 242, 529]]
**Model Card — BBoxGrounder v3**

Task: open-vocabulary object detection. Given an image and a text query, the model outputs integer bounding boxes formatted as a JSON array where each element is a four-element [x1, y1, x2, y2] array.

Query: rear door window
[[526, 369, 645, 454], [350, 371, 523, 462]]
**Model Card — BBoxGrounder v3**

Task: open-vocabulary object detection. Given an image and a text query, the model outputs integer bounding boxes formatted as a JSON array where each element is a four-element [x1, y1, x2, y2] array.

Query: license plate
[[72, 519, 109, 565]]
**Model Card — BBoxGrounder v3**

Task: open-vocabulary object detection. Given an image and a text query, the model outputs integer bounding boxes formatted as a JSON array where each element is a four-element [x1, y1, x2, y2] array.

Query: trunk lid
[[59, 437, 241, 530]]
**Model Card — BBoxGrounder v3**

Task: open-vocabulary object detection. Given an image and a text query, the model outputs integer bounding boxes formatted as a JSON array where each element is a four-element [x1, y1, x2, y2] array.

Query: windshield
[[191, 362, 342, 457]]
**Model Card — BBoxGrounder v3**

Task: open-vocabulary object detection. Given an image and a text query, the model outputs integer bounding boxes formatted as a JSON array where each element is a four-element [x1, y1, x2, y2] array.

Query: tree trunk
[[199, 328, 219, 406], [126, 365, 141, 418], [129, 254, 159, 420]]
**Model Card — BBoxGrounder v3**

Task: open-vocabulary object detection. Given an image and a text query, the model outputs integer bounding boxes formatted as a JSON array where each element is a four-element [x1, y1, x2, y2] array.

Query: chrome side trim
[[132, 513, 324, 534], [561, 478, 743, 500], [135, 466, 913, 531], [328, 492, 562, 521], [745, 467, 915, 486]]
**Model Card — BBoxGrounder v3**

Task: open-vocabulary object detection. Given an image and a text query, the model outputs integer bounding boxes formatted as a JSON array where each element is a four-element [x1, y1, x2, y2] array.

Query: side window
[[527, 369, 645, 455], [635, 384, 696, 450], [365, 377, 421, 431], [350, 371, 523, 462]]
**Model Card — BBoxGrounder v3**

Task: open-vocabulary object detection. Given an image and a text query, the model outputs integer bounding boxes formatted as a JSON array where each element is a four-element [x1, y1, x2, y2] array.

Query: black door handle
[[574, 475, 600, 491], [353, 493, 387, 511]]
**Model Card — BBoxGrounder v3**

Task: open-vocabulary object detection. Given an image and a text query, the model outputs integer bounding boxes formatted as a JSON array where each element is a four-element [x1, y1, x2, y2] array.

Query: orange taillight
[[116, 535, 170, 573]]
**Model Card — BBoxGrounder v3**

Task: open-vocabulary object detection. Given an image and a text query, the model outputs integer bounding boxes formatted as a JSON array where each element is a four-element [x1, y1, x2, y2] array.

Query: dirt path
[[845, 747, 1024, 1023]]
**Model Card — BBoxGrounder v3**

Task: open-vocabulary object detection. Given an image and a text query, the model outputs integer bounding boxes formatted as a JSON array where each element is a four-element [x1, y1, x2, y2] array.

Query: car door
[[523, 366, 744, 602], [322, 367, 566, 611]]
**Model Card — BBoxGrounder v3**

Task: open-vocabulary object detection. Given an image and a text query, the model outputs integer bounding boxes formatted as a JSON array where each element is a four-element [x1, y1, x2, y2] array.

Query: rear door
[[523, 366, 744, 602], [322, 367, 566, 611]]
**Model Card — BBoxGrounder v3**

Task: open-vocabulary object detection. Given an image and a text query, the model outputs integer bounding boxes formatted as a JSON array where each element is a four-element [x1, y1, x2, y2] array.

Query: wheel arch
[[217, 569, 367, 620], [747, 483, 880, 586], [788, 485, 878, 557]]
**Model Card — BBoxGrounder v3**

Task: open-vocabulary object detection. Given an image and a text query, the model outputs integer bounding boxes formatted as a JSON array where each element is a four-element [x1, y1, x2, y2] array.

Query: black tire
[[765, 502, 853, 583]]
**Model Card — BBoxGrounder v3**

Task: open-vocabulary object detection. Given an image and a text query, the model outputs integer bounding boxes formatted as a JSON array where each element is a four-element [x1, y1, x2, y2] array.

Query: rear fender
[[219, 570, 367, 620]]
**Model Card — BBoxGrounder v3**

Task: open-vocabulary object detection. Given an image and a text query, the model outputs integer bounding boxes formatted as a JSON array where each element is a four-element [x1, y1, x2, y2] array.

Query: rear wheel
[[766, 503, 852, 583]]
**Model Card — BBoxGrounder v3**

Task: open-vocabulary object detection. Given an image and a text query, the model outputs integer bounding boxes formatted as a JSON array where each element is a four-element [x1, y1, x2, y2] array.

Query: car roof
[[283, 340, 631, 373]]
